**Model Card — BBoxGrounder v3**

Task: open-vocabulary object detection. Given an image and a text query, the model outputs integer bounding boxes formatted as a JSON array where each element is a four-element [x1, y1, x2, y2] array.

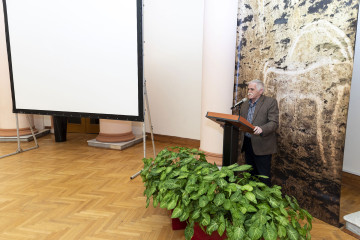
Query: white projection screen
[[2, 0, 144, 121]]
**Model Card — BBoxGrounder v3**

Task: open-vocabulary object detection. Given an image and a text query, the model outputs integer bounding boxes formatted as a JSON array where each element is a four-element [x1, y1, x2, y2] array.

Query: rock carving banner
[[234, 0, 359, 226]]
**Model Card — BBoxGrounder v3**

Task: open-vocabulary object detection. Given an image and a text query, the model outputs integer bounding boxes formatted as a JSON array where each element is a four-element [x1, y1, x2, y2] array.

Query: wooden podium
[[206, 112, 254, 166]]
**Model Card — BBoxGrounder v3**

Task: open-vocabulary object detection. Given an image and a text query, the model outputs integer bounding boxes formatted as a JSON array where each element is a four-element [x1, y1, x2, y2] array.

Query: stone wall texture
[[234, 0, 359, 226]]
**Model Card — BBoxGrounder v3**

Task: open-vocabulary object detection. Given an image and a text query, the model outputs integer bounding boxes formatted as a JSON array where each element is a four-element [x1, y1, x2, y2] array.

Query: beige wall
[[343, 9, 360, 176], [200, 0, 238, 155], [142, 0, 204, 140]]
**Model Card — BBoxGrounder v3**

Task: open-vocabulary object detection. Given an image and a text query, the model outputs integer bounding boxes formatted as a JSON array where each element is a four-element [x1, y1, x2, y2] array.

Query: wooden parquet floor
[[0, 133, 358, 240]]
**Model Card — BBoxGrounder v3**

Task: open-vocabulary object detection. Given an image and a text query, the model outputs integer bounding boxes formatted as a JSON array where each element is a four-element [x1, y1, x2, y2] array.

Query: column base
[[0, 127, 38, 137], [199, 148, 223, 166], [96, 131, 135, 143]]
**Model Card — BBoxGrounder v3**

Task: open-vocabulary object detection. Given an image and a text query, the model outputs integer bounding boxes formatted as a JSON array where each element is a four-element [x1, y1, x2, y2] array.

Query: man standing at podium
[[239, 79, 279, 186]]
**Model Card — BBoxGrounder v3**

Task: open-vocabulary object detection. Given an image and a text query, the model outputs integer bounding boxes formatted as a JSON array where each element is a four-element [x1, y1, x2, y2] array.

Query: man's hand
[[253, 126, 263, 135]]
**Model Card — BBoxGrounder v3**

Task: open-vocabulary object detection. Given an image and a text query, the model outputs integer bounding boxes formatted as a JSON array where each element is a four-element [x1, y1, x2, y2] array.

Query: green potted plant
[[141, 147, 313, 240]]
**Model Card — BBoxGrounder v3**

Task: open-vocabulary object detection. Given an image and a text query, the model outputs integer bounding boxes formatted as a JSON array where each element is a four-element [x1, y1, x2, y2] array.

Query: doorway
[[67, 117, 99, 133]]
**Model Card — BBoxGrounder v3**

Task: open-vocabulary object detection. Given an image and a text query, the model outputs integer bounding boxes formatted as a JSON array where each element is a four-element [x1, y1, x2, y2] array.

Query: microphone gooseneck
[[231, 97, 247, 110]]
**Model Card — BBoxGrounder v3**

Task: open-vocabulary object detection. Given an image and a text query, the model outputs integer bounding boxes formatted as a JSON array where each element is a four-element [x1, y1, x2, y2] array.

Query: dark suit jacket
[[239, 95, 279, 155]]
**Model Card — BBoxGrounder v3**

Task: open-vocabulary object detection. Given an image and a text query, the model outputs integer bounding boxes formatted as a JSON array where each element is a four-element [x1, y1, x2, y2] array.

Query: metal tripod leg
[[0, 114, 39, 159], [130, 80, 156, 180]]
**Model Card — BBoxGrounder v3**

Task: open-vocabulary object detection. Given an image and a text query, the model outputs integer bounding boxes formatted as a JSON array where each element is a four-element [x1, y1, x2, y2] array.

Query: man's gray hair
[[248, 79, 264, 91]]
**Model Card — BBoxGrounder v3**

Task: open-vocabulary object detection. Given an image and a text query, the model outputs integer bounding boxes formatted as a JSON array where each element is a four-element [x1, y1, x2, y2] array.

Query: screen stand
[[0, 114, 39, 159], [130, 80, 156, 179]]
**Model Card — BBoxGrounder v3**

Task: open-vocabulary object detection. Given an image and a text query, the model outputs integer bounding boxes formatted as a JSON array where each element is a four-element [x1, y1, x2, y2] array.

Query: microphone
[[231, 98, 247, 109]]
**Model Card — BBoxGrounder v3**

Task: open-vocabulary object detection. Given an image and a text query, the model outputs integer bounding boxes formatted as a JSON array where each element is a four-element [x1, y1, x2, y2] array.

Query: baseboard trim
[[343, 228, 360, 240], [149, 133, 200, 148], [342, 171, 360, 188], [343, 169, 360, 177]]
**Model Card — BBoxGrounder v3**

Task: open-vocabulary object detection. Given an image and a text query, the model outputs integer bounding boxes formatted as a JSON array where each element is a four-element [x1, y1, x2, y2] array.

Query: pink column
[[96, 119, 135, 143], [200, 0, 238, 166]]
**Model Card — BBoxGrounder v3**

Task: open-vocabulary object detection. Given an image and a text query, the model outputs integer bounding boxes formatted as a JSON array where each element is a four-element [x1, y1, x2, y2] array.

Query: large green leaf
[[258, 213, 268, 225], [230, 207, 242, 220], [255, 181, 267, 187], [240, 196, 249, 205], [292, 196, 300, 210], [226, 163, 240, 169], [230, 190, 242, 202], [216, 178, 228, 188], [285, 195, 297, 209], [233, 225, 246, 240], [207, 193, 215, 201], [152, 166, 166, 174], [180, 165, 188, 172], [226, 170, 235, 181], [182, 157, 195, 165], [190, 192, 201, 200], [245, 192, 257, 204], [207, 183, 217, 195], [199, 196, 209, 207], [268, 196, 280, 208], [218, 222, 226, 236], [248, 225, 263, 240], [263, 224, 277, 240], [218, 171, 228, 178], [185, 184, 198, 193], [223, 199, 232, 210], [241, 184, 254, 192], [177, 173, 189, 179], [257, 203, 271, 212], [269, 188, 282, 198], [280, 206, 288, 217], [149, 185, 157, 197], [239, 206, 247, 214], [225, 183, 238, 192], [276, 216, 289, 226], [183, 199, 191, 207], [253, 188, 266, 200], [188, 174, 197, 185], [167, 198, 177, 210], [203, 174, 216, 181], [185, 224, 194, 240], [278, 225, 286, 238], [163, 191, 174, 202], [198, 183, 209, 195], [171, 207, 183, 218], [153, 195, 159, 208], [201, 213, 211, 226], [164, 179, 181, 189], [160, 200, 168, 208], [246, 204, 258, 212], [191, 208, 201, 220], [201, 167, 210, 175], [160, 171, 167, 181], [287, 225, 300, 240], [232, 164, 253, 172], [214, 193, 225, 206], [179, 210, 190, 222], [206, 220, 219, 235], [165, 166, 173, 174]]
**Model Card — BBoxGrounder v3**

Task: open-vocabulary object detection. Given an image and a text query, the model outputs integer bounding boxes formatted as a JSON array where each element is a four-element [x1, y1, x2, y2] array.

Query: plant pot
[[191, 223, 227, 240], [170, 210, 187, 230], [171, 217, 187, 230]]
